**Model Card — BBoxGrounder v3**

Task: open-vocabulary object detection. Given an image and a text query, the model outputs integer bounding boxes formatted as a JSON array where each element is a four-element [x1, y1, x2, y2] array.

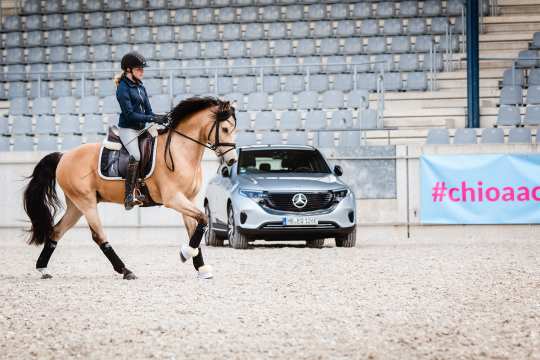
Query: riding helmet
[[121, 51, 148, 71]]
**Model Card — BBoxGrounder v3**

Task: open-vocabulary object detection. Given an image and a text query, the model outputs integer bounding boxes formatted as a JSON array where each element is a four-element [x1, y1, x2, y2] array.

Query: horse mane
[[164, 96, 236, 171]]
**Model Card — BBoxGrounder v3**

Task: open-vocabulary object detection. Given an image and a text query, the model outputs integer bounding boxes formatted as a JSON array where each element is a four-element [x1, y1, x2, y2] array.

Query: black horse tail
[[23, 152, 63, 246]]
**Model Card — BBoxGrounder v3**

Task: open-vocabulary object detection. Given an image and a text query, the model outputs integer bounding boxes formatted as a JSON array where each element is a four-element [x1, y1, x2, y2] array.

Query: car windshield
[[238, 149, 331, 174]]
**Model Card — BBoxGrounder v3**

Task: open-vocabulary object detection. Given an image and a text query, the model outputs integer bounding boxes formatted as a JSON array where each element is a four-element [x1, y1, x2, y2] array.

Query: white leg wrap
[[180, 245, 199, 261], [37, 268, 52, 279], [197, 265, 213, 279]]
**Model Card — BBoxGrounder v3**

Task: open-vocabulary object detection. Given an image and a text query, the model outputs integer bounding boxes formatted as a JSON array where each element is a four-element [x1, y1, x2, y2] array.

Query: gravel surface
[[1, 232, 539, 360]]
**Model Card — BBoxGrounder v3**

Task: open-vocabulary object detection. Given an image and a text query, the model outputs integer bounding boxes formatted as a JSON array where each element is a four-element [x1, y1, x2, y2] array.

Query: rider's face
[[132, 67, 144, 80]]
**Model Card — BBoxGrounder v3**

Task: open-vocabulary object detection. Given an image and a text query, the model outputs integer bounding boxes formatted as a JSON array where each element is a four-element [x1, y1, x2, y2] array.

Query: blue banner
[[420, 154, 540, 224]]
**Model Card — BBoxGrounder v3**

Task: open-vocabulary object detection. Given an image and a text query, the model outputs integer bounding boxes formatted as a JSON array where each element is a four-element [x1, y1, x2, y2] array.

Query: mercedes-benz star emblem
[[292, 193, 308, 209]]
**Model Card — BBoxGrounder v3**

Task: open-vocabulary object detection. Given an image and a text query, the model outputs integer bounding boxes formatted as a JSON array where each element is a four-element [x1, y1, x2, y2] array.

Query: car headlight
[[239, 189, 267, 200], [332, 188, 349, 202]]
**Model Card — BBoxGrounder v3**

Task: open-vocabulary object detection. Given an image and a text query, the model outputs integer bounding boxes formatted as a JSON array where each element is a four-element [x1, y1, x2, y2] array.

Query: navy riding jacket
[[116, 75, 154, 130]]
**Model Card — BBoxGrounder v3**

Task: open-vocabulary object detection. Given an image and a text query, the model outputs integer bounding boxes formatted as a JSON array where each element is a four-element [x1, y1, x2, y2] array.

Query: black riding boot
[[125, 156, 143, 210]]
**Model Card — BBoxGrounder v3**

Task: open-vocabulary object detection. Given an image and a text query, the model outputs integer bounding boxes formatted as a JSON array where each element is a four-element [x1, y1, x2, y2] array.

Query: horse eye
[[223, 128, 229, 133]]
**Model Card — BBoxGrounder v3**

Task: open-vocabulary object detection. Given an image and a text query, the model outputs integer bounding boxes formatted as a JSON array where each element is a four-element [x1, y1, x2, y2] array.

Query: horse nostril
[[227, 158, 237, 166]]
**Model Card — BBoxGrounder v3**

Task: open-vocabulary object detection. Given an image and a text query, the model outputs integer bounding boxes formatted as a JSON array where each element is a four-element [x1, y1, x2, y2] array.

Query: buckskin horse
[[23, 97, 237, 280]]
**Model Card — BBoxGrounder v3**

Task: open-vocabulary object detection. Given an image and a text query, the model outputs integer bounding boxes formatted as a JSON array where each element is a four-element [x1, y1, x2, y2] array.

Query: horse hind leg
[[36, 197, 82, 279], [81, 204, 137, 280]]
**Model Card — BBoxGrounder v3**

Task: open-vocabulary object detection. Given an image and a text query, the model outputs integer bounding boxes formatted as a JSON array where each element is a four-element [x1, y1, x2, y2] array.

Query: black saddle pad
[[99, 135, 157, 180]]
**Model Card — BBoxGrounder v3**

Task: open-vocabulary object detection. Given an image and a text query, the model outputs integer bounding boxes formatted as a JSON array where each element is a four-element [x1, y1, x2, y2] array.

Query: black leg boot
[[125, 156, 141, 210]]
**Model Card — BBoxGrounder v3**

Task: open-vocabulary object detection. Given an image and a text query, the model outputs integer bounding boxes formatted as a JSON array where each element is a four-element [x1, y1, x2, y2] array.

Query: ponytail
[[113, 71, 125, 87]]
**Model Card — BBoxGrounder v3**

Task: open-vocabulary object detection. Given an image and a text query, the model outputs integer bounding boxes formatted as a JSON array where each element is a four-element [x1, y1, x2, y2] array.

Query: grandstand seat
[[84, 0, 103, 10], [384, 19, 403, 36], [272, 92, 294, 111], [336, 20, 355, 37], [35, 115, 57, 134], [12, 135, 34, 151], [56, 97, 77, 115], [111, 28, 131, 44], [254, 112, 276, 130], [307, 4, 325, 20], [524, 105, 540, 125], [5, 32, 22, 48], [45, 14, 63, 29], [5, 48, 24, 64], [496, 105, 521, 126], [423, 52, 444, 72], [516, 50, 539, 68], [326, 56, 347, 74], [150, 95, 171, 114], [230, 58, 252, 76], [481, 128, 505, 144], [10, 115, 33, 134], [330, 110, 353, 129], [132, 27, 152, 44], [71, 45, 90, 63], [0, 117, 9, 134], [3, 15, 21, 31], [280, 111, 302, 130], [236, 112, 251, 131], [278, 58, 299, 76], [92, 62, 114, 80], [88, 12, 106, 28], [196, 8, 214, 23], [528, 69, 540, 86], [260, 131, 282, 145], [283, 75, 305, 93], [426, 128, 450, 144], [136, 43, 157, 60], [342, 37, 363, 55], [244, 23, 264, 41], [297, 91, 318, 110], [318, 38, 340, 56], [290, 22, 310, 39], [227, 41, 247, 59], [527, 86, 540, 104], [5, 64, 26, 81], [296, 39, 316, 57], [109, 11, 128, 27], [358, 109, 377, 129], [357, 73, 378, 92], [152, 9, 171, 26], [305, 111, 326, 129], [398, 53, 419, 72], [44, 0, 61, 13], [156, 26, 175, 43], [453, 128, 477, 144], [223, 24, 241, 41], [48, 46, 68, 64], [64, 0, 81, 12], [500, 86, 523, 105], [49, 63, 70, 81], [508, 127, 532, 144], [131, 10, 149, 27], [383, 73, 402, 91], [181, 42, 201, 59], [95, 79, 116, 96], [377, 2, 395, 17], [366, 37, 387, 54], [315, 131, 334, 149], [439, 35, 460, 52], [322, 90, 344, 109], [360, 19, 379, 36], [333, 74, 354, 92], [51, 81, 72, 98], [24, 15, 41, 31], [286, 131, 308, 145], [9, 97, 29, 115], [311, 21, 332, 38], [188, 77, 208, 95], [260, 75, 278, 94], [79, 96, 100, 115], [502, 68, 525, 87], [27, 47, 46, 65], [447, 0, 466, 15], [352, 2, 371, 17], [406, 72, 428, 91], [200, 24, 220, 42], [431, 17, 449, 34], [239, 6, 258, 22], [415, 35, 434, 53], [400, 1, 418, 16], [391, 37, 411, 53], [29, 81, 50, 98], [247, 93, 269, 111], [212, 76, 232, 95], [285, 5, 303, 21], [423, 0, 442, 16], [217, 7, 236, 23], [267, 23, 287, 40], [528, 32, 540, 50], [408, 18, 427, 35], [346, 90, 369, 109], [32, 97, 53, 116], [93, 45, 112, 62], [236, 131, 257, 147], [0, 136, 9, 151], [89, 29, 108, 45], [8, 82, 27, 99], [273, 40, 293, 58], [83, 114, 105, 133]]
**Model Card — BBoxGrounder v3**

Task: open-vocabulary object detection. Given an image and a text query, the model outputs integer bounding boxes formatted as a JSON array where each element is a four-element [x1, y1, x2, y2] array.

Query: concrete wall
[[1, 144, 539, 242]]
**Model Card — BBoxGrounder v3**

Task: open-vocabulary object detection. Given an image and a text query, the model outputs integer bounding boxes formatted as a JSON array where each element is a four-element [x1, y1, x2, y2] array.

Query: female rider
[[115, 51, 167, 210]]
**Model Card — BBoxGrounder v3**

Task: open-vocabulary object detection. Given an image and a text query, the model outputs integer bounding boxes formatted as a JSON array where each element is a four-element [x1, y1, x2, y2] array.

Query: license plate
[[283, 216, 318, 226]]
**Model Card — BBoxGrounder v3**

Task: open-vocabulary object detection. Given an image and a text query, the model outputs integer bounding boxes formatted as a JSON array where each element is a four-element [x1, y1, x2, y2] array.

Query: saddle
[[98, 125, 160, 207]]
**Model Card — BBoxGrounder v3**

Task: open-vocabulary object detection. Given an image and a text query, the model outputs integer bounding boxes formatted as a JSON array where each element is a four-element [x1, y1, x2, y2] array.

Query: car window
[[238, 149, 331, 174]]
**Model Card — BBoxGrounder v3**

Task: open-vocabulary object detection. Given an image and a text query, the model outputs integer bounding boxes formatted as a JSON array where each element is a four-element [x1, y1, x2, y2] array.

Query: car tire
[[335, 228, 357, 248], [227, 205, 249, 249], [204, 203, 224, 247], [306, 239, 325, 248]]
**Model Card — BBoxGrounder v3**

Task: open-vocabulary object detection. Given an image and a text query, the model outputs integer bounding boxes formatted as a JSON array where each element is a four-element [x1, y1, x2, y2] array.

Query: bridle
[[162, 111, 237, 171]]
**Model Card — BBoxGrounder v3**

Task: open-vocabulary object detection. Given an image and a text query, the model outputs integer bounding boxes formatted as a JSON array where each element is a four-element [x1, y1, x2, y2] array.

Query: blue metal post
[[466, 0, 480, 128]]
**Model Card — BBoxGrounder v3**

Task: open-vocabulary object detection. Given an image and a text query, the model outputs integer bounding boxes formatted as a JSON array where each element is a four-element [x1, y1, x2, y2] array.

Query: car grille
[[266, 192, 334, 212]]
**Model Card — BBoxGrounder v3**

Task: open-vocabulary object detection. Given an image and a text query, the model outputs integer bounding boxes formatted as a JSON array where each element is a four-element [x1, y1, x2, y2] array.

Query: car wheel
[[204, 203, 224, 247], [306, 239, 325, 248], [227, 205, 249, 249], [335, 228, 357, 248]]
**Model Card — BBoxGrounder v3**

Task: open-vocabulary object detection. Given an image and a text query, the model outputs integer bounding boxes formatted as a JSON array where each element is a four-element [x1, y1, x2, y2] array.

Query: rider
[[115, 51, 167, 210]]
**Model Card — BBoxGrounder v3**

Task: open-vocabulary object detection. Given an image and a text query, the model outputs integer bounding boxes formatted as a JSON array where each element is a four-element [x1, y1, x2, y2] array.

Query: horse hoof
[[37, 268, 52, 279], [197, 265, 213, 280], [41, 273, 53, 279], [180, 245, 199, 263], [123, 269, 138, 280]]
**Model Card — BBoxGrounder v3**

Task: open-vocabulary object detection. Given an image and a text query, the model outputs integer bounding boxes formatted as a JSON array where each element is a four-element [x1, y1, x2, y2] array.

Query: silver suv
[[204, 145, 357, 249]]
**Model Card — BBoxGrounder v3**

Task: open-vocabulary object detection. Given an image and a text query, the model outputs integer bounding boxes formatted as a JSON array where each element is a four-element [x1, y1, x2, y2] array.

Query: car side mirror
[[334, 165, 343, 177], [221, 166, 230, 178]]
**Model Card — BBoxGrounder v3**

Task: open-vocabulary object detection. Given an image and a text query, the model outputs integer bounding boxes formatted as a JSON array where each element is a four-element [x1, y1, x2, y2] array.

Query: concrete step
[[373, 88, 501, 101]]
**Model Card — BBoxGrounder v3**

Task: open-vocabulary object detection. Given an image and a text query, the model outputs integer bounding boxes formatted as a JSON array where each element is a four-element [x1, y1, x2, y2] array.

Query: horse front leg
[[163, 192, 212, 279]]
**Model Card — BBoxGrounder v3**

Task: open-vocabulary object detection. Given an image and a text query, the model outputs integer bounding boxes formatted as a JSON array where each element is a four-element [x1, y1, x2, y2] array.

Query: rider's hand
[[151, 114, 168, 125]]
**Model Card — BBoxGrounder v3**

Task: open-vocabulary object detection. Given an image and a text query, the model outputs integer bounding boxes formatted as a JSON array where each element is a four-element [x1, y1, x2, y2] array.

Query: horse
[[22, 97, 237, 280]]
